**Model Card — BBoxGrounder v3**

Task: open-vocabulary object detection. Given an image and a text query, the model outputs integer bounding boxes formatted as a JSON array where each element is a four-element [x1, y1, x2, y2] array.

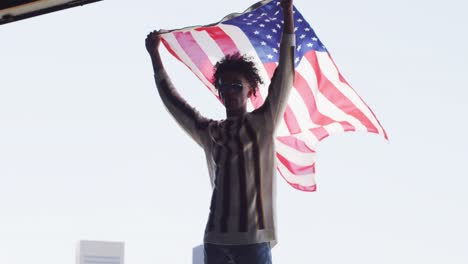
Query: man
[[145, 0, 294, 262]]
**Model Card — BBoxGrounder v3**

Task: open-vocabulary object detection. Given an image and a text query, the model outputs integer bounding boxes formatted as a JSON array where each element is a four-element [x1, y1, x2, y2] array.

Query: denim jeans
[[204, 242, 272, 264]]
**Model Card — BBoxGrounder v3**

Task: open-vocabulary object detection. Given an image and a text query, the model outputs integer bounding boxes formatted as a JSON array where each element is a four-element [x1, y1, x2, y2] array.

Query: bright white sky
[[1, 0, 467, 263]]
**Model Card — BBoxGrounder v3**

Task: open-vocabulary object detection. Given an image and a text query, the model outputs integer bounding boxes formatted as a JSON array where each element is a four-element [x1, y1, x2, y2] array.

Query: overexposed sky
[[1, 0, 467, 263]]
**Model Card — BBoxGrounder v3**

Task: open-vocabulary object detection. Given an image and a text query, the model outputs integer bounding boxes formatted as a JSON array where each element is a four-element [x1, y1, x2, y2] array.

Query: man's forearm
[[262, 1, 295, 128], [150, 53, 209, 148], [283, 6, 294, 34], [150, 53, 164, 74]]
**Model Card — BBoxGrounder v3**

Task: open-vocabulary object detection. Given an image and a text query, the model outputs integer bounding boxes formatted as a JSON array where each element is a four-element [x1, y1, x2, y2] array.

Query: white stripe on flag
[[191, 29, 226, 69], [316, 52, 384, 135], [295, 129, 320, 148], [297, 55, 368, 132], [322, 122, 345, 136], [275, 139, 316, 166], [285, 85, 315, 132], [277, 161, 316, 186], [162, 32, 217, 94]]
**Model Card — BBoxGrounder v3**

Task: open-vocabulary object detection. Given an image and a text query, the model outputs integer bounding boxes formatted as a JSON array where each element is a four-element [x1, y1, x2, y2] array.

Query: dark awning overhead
[[0, 0, 103, 25], [1, 0, 40, 10]]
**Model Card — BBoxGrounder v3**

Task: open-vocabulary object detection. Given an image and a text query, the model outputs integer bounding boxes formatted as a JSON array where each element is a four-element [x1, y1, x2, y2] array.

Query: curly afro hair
[[212, 52, 263, 97]]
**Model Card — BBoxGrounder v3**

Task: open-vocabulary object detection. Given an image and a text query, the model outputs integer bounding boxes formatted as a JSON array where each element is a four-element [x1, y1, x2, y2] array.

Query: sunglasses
[[217, 82, 244, 93]]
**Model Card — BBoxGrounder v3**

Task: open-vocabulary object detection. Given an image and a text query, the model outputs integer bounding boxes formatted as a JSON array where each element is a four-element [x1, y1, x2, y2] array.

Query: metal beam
[[1, 0, 103, 25]]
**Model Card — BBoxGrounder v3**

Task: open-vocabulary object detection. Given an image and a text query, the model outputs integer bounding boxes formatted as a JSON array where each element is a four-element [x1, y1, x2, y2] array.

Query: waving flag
[[160, 0, 387, 191]]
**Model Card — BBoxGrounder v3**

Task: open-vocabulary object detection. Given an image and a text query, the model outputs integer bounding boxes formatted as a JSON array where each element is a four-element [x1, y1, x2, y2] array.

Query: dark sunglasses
[[217, 82, 244, 93]]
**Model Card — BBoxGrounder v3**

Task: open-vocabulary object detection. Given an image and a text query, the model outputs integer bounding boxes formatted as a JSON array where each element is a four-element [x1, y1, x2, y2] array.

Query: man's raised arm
[[257, 0, 295, 130], [146, 30, 210, 147]]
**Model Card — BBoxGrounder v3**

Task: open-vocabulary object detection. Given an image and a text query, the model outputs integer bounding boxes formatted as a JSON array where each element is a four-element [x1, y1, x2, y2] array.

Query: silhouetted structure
[[76, 240, 124, 264], [0, 0, 103, 25]]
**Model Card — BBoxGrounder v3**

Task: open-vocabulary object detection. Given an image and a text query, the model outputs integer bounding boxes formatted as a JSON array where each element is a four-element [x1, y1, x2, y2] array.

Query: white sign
[[76, 240, 124, 264]]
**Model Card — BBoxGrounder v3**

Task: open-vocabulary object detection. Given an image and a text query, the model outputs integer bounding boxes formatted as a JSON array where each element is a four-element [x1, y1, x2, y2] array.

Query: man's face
[[217, 71, 253, 111]]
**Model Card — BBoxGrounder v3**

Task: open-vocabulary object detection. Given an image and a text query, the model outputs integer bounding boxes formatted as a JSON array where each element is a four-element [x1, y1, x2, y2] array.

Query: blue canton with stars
[[222, 0, 327, 68]]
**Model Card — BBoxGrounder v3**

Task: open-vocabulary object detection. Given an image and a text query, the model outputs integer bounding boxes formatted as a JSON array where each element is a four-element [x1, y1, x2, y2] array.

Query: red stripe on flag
[[308, 121, 355, 140], [276, 152, 315, 175], [290, 183, 317, 192], [195, 27, 238, 55], [327, 53, 388, 139], [294, 71, 337, 126], [305, 51, 379, 134], [276, 135, 315, 153], [282, 108, 301, 134], [161, 37, 183, 63], [309, 127, 329, 141], [276, 168, 317, 192], [263, 62, 301, 134], [340, 121, 356, 132], [173, 31, 214, 83]]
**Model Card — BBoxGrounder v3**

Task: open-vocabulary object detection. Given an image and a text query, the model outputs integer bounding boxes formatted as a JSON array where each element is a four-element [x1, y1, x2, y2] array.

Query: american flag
[[160, 0, 387, 192]]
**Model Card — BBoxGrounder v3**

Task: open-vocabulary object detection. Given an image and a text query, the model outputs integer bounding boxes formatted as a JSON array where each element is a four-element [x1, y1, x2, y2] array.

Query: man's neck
[[226, 108, 247, 118]]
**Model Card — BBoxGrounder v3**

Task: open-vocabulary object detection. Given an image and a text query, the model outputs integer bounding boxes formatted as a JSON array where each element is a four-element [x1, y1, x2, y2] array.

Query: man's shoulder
[[247, 107, 275, 133]]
